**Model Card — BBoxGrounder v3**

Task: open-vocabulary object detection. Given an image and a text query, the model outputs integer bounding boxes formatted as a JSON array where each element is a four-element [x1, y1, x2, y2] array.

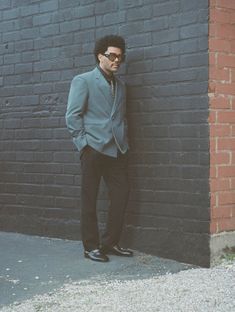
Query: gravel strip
[[1, 260, 235, 312]]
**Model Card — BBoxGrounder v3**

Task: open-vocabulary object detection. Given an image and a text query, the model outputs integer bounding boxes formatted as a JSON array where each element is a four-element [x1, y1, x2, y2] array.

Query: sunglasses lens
[[104, 53, 124, 62], [109, 53, 117, 61]]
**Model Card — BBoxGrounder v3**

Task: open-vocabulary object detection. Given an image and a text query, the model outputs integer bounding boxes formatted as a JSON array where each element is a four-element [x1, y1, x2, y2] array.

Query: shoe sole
[[84, 252, 109, 262]]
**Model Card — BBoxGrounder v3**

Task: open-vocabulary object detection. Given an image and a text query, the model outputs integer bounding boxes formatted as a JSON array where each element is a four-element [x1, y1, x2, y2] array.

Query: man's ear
[[98, 53, 102, 63]]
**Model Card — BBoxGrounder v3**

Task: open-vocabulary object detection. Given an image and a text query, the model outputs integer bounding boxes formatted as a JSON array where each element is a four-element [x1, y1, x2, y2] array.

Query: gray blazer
[[66, 67, 129, 157]]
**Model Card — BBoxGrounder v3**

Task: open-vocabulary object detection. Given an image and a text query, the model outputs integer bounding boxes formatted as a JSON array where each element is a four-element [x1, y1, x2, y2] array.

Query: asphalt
[[0, 231, 194, 308]]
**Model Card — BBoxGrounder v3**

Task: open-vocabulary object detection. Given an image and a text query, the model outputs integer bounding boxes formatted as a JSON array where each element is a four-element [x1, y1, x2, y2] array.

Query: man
[[66, 35, 133, 262]]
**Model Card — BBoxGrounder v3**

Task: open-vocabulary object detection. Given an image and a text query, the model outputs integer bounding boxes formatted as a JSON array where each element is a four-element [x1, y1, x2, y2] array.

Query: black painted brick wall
[[0, 0, 210, 266]]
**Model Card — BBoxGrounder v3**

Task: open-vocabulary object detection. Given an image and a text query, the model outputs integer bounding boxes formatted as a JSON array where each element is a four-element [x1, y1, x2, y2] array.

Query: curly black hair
[[94, 35, 126, 63]]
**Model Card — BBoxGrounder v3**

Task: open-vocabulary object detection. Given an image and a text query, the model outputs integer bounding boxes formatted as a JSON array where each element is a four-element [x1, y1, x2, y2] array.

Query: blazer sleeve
[[65, 76, 88, 151]]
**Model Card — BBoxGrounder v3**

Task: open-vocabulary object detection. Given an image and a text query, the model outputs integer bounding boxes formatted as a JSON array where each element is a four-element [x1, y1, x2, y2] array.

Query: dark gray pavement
[[0, 231, 194, 308]]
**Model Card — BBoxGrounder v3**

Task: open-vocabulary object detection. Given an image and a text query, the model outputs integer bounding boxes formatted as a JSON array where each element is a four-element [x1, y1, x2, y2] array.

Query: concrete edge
[[210, 231, 235, 266]]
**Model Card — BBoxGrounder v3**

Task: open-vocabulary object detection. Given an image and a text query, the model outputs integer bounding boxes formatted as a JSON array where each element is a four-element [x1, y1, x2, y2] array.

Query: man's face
[[98, 46, 123, 76]]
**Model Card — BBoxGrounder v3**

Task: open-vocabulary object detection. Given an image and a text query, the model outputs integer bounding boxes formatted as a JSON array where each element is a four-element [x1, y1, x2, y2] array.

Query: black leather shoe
[[84, 249, 109, 262], [101, 245, 133, 257]]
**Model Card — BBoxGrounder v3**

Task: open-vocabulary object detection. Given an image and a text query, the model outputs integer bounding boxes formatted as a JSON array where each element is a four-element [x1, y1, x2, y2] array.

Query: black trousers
[[80, 146, 129, 251]]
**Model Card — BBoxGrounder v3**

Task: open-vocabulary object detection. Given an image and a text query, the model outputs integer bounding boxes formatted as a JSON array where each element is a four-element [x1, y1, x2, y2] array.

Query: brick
[[95, 26, 119, 38], [40, 0, 58, 13], [210, 67, 230, 81], [0, 20, 19, 32], [128, 33, 151, 48], [22, 51, 40, 63], [181, 0, 209, 11], [41, 71, 61, 82], [0, 42, 15, 55], [4, 75, 21, 86], [143, 71, 169, 84], [211, 178, 231, 192], [210, 124, 231, 137], [215, 23, 235, 40], [153, 56, 179, 71], [73, 5, 95, 18], [4, 119, 21, 129], [127, 6, 152, 22], [4, 53, 21, 64], [170, 38, 198, 55], [34, 37, 53, 49], [198, 36, 209, 51], [209, 52, 216, 66], [40, 48, 60, 60], [74, 30, 94, 45], [211, 8, 231, 23], [95, 0, 118, 14], [218, 217, 235, 232], [19, 16, 33, 29], [211, 152, 230, 165], [53, 128, 70, 139], [218, 166, 235, 177], [3, 31, 21, 42], [169, 68, 208, 83], [154, 81, 208, 97], [40, 24, 60, 37], [217, 0, 235, 10], [20, 27, 40, 40], [153, 1, 180, 17], [144, 16, 168, 32], [0, 0, 11, 9], [118, 0, 142, 9], [153, 29, 179, 44], [180, 52, 208, 67], [1, 86, 17, 97], [20, 5, 39, 17], [75, 54, 94, 67], [212, 206, 232, 218], [33, 83, 53, 94], [3, 8, 19, 20], [54, 152, 75, 163], [217, 54, 235, 68], [34, 60, 53, 72], [81, 16, 95, 29], [219, 191, 235, 206], [232, 98, 235, 110], [53, 34, 74, 46], [231, 69, 235, 82], [231, 152, 235, 164], [145, 44, 169, 59], [216, 83, 235, 96], [15, 63, 33, 74], [33, 13, 51, 26], [59, 0, 80, 9], [15, 40, 33, 52], [120, 22, 144, 36], [169, 11, 198, 28], [103, 11, 125, 26], [180, 24, 208, 39], [217, 111, 235, 123]]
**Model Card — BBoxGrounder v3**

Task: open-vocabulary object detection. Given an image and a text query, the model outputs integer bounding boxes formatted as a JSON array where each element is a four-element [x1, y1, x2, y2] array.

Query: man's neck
[[97, 65, 114, 82]]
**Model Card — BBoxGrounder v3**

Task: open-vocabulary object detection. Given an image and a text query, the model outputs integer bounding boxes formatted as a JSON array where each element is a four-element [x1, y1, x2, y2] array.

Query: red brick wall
[[209, 0, 235, 234]]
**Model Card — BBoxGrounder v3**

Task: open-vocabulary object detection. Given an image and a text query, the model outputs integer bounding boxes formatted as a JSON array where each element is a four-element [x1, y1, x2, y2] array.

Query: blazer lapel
[[94, 68, 112, 104], [93, 67, 123, 115]]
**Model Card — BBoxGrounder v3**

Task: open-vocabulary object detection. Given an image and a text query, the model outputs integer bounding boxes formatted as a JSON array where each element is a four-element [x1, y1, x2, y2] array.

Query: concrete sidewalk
[[0, 231, 193, 308]]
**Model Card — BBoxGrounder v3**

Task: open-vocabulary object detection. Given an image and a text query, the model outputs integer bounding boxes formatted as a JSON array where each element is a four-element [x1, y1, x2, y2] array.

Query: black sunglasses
[[103, 52, 125, 62]]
